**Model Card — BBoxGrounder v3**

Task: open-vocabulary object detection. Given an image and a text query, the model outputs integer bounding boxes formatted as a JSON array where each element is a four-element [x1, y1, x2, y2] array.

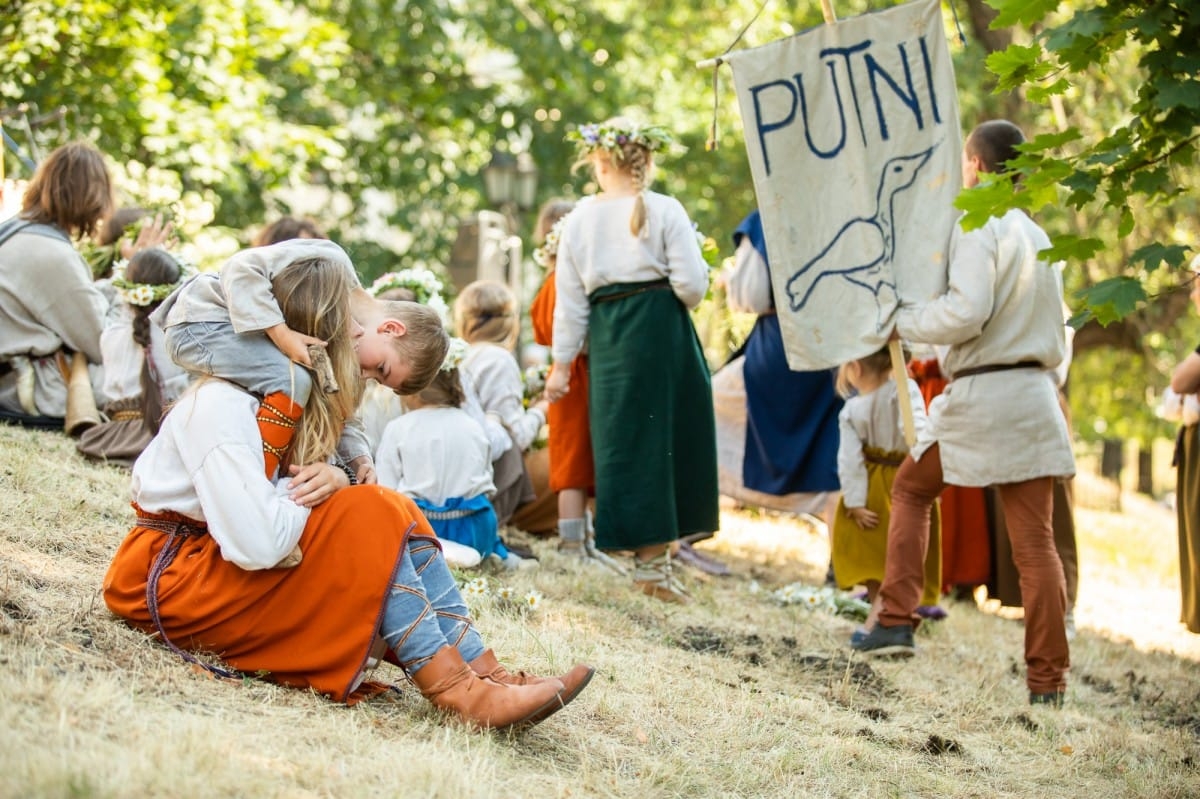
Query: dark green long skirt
[[587, 279, 719, 551]]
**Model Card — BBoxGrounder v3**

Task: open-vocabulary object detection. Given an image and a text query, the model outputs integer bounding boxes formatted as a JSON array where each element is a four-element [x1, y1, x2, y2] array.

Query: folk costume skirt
[[103, 485, 435, 703], [742, 313, 842, 494], [586, 279, 719, 551], [831, 447, 942, 605], [530, 269, 595, 493]]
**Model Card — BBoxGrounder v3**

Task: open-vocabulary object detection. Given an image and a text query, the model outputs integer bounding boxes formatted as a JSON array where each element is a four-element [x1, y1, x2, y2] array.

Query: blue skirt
[[414, 495, 506, 559], [743, 314, 843, 494]]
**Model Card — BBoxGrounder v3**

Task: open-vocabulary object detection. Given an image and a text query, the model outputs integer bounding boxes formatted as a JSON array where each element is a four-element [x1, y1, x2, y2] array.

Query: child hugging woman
[[829, 345, 942, 637], [376, 338, 516, 570]]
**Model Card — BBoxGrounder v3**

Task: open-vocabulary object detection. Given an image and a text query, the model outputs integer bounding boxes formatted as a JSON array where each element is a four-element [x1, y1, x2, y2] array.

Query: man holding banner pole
[[850, 120, 1074, 708]]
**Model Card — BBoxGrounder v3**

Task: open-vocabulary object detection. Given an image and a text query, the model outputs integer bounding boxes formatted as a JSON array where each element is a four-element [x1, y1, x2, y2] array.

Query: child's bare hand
[[544, 364, 570, 403], [348, 455, 377, 486], [267, 323, 325, 367], [287, 463, 348, 507], [847, 507, 879, 529]]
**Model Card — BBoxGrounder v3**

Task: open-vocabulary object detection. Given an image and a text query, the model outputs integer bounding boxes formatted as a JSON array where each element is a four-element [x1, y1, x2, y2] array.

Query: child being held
[[155, 238, 447, 486], [830, 345, 942, 634], [376, 338, 530, 570]]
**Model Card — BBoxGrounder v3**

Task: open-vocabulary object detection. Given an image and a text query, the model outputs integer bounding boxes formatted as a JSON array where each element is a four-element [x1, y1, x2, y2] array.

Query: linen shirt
[[131, 380, 311, 570], [461, 342, 544, 452], [836, 377, 928, 508], [99, 305, 190, 404], [375, 406, 495, 504], [898, 209, 1075, 486], [156, 238, 358, 332], [0, 225, 110, 414], [552, 192, 710, 364]]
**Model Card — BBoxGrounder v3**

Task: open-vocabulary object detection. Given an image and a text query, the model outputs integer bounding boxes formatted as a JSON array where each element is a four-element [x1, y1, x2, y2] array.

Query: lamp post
[[480, 147, 539, 310]]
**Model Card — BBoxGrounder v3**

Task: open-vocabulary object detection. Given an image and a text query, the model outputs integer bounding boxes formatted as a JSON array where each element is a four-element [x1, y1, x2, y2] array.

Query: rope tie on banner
[[699, 0, 772, 151]]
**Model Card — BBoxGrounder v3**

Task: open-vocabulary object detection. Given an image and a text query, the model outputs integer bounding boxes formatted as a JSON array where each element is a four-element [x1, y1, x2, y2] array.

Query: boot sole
[[501, 666, 596, 731], [853, 644, 915, 658]]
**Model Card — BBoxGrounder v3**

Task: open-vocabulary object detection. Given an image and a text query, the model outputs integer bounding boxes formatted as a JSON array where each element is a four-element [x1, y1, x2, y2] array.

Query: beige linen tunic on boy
[[897, 209, 1075, 487]]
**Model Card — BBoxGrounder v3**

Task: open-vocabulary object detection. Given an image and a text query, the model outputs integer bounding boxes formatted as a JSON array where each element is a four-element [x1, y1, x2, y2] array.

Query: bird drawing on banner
[[785, 145, 935, 330]]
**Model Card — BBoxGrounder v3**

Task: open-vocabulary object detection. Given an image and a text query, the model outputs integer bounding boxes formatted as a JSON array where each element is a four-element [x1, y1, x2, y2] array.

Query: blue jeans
[[166, 321, 312, 404], [381, 536, 485, 674]]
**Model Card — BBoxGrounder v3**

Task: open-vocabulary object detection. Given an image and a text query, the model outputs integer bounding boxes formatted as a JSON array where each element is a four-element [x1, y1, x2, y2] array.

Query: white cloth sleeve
[[221, 239, 358, 333], [552, 236, 590, 364], [836, 407, 869, 509], [897, 223, 996, 346], [661, 199, 711, 310], [172, 396, 311, 570], [724, 239, 773, 315], [469, 348, 545, 451]]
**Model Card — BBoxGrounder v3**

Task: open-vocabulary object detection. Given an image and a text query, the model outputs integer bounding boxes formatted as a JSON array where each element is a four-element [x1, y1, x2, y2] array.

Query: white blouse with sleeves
[[131, 380, 311, 571], [552, 191, 710, 364]]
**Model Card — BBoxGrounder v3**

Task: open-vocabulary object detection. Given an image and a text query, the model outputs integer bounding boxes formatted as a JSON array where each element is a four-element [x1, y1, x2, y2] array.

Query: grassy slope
[[1, 423, 1199, 798]]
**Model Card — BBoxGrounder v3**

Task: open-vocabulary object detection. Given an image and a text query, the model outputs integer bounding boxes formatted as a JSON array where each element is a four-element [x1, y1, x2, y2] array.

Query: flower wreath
[[566, 121, 677, 163], [533, 212, 571, 268], [110, 254, 195, 307], [369, 268, 445, 305], [441, 337, 469, 372]]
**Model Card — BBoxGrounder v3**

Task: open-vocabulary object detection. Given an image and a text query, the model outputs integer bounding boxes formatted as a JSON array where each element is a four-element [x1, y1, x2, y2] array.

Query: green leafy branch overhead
[[955, 0, 1199, 328]]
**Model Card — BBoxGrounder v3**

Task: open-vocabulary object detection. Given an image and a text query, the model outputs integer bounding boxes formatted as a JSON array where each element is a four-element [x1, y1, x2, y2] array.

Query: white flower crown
[[441, 337, 468, 372], [110, 254, 195, 307], [533, 212, 571, 267]]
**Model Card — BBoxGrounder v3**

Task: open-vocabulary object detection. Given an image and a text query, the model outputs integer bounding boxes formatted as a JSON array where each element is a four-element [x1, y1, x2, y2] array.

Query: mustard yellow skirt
[[831, 448, 942, 605]]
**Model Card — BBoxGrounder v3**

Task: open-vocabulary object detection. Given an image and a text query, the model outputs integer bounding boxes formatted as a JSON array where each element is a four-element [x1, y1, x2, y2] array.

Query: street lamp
[[482, 149, 539, 220], [478, 147, 539, 314]]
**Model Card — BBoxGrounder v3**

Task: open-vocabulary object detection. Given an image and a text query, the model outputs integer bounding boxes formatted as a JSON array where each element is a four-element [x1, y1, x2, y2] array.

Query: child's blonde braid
[[627, 146, 649, 237]]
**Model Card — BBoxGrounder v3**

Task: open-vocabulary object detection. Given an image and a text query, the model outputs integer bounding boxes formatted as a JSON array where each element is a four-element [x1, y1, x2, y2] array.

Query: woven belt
[[952, 360, 1042, 380], [590, 278, 671, 305], [421, 507, 487, 521], [863, 451, 905, 467]]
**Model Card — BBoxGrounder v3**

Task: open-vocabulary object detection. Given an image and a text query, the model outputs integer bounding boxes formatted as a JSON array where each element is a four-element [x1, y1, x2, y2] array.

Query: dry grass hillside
[[1, 422, 1199, 798]]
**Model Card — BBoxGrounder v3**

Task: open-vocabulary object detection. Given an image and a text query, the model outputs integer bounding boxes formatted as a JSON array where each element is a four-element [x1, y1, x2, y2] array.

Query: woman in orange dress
[[103, 253, 591, 730]]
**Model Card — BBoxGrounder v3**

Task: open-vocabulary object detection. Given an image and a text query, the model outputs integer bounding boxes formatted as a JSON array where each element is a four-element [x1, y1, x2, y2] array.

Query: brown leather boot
[[469, 649, 594, 711], [412, 646, 566, 731]]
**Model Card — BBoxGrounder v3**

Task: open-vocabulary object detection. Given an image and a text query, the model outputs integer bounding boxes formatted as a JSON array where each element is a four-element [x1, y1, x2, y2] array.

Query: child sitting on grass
[[377, 338, 529, 570]]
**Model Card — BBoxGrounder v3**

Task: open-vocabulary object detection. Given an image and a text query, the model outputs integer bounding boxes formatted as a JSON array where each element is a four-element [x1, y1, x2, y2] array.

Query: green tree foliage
[[2, 0, 1194, 443]]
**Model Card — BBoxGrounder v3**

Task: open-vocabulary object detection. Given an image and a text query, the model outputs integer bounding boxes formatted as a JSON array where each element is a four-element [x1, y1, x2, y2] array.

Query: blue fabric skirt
[[413, 495, 506, 559], [742, 314, 843, 494]]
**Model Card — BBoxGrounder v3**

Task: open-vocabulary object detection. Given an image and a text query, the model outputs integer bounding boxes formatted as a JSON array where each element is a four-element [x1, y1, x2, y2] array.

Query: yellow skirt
[[831, 448, 942, 605]]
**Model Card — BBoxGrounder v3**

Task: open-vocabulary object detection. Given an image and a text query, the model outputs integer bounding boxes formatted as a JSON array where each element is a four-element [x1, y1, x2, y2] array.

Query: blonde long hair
[[271, 257, 363, 469], [453, 280, 518, 350]]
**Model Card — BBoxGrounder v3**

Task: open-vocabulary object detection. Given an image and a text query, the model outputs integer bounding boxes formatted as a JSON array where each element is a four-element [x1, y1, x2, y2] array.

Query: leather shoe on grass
[[850, 623, 915, 657]]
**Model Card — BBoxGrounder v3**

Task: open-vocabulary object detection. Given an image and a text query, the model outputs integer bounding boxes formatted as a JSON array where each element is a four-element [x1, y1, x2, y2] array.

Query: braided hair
[[122, 248, 182, 431]]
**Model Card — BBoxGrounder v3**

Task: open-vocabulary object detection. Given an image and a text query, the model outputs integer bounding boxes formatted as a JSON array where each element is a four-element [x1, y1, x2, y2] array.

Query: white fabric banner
[[726, 0, 961, 370]]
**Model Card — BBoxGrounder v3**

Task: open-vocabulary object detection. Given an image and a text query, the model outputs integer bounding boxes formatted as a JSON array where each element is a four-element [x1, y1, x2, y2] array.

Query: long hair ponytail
[[270, 257, 362, 469]]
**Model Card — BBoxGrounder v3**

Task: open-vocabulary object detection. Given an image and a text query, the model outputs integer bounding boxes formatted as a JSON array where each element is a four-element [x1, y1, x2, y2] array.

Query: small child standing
[[528, 200, 594, 554], [455, 279, 550, 528], [155, 238, 447, 484], [77, 248, 191, 464], [830, 346, 942, 630], [376, 338, 522, 569]]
